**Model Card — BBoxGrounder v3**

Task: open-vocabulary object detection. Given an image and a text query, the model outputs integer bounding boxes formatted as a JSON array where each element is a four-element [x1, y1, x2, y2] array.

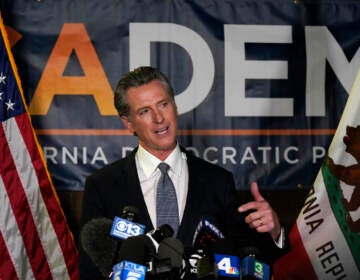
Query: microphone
[[212, 239, 240, 279], [114, 235, 153, 280], [184, 217, 225, 279], [180, 246, 204, 279], [239, 247, 270, 280], [192, 217, 225, 252], [117, 234, 157, 265], [213, 253, 240, 279], [111, 260, 146, 280], [197, 254, 214, 279], [158, 237, 184, 268], [186, 240, 241, 279], [115, 225, 174, 279], [146, 223, 174, 252], [80, 206, 145, 278], [80, 217, 120, 278], [156, 237, 184, 278], [182, 241, 240, 279], [110, 206, 146, 240]]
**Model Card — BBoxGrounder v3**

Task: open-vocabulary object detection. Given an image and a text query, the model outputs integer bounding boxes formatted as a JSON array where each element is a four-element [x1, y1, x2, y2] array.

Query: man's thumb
[[250, 182, 264, 201]]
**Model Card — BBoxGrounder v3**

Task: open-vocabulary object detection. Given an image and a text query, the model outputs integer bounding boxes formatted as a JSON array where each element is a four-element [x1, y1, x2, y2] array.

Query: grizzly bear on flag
[[328, 125, 360, 233]]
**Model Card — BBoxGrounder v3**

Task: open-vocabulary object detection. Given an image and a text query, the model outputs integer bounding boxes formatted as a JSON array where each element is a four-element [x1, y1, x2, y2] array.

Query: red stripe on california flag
[[15, 113, 79, 276], [273, 225, 317, 279], [0, 231, 19, 280], [0, 123, 53, 279]]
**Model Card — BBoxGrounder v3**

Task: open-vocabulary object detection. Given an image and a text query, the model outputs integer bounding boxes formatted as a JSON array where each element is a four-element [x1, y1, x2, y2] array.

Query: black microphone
[[115, 225, 174, 279], [113, 235, 152, 280], [196, 254, 214, 279], [197, 239, 239, 279], [239, 247, 270, 280], [192, 217, 225, 252], [115, 224, 173, 266], [80, 206, 145, 278], [185, 217, 225, 279], [80, 217, 120, 278], [146, 223, 174, 252], [116, 224, 174, 261], [158, 237, 184, 268], [180, 246, 204, 279], [117, 234, 157, 265], [156, 237, 184, 278]]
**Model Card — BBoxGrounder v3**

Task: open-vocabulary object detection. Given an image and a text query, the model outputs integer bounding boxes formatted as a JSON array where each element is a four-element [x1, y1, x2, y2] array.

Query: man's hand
[[238, 182, 281, 241]]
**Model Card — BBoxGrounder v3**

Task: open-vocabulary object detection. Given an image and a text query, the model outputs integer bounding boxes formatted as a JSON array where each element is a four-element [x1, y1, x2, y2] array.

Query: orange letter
[[29, 23, 117, 115]]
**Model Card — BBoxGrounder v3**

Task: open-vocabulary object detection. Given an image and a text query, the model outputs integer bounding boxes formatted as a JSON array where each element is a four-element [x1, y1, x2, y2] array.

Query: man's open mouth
[[155, 126, 169, 134]]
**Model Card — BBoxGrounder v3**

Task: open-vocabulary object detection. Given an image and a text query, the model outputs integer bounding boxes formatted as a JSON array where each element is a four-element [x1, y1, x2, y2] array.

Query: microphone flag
[[111, 261, 146, 280], [241, 255, 270, 280], [110, 216, 145, 240], [214, 254, 240, 278]]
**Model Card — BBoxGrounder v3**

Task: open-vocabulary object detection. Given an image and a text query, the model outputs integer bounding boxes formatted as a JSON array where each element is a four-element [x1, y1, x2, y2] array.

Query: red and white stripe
[[0, 113, 78, 280]]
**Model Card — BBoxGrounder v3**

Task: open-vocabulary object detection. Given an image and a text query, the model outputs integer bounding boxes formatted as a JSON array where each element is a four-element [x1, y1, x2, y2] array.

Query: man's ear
[[120, 116, 135, 135]]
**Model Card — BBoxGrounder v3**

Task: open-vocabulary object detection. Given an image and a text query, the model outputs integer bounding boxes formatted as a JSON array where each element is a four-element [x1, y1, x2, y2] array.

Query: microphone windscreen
[[197, 254, 214, 279], [159, 224, 174, 237], [150, 224, 174, 243], [117, 234, 156, 265], [80, 218, 120, 278], [157, 237, 184, 268]]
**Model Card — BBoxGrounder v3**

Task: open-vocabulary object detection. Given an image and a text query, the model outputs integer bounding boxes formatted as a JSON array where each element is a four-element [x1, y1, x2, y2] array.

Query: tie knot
[[158, 162, 170, 174]]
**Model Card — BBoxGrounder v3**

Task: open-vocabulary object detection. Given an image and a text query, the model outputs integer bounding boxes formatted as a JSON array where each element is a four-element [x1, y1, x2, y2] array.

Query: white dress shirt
[[135, 144, 188, 228], [135, 144, 284, 248]]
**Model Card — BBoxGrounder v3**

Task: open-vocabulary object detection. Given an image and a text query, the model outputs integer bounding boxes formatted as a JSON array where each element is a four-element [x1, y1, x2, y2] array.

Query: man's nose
[[153, 109, 164, 123]]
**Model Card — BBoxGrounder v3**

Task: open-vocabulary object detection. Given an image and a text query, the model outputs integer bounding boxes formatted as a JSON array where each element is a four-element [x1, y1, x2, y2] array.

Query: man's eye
[[161, 101, 168, 107], [139, 109, 149, 115]]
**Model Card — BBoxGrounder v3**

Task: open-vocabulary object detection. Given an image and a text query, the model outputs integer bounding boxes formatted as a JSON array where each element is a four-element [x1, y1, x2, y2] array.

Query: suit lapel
[[177, 153, 205, 244]]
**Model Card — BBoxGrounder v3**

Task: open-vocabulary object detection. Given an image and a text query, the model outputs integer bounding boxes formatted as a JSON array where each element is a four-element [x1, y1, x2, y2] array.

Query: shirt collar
[[136, 144, 185, 178]]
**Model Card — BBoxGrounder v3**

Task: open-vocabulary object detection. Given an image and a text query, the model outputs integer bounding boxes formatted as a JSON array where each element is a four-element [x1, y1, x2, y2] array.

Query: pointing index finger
[[238, 201, 258, 213]]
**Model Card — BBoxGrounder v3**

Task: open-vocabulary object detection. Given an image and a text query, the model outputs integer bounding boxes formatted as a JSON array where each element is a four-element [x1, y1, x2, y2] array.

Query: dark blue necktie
[[156, 162, 179, 235]]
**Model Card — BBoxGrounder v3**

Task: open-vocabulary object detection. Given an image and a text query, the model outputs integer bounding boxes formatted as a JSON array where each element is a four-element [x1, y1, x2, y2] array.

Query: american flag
[[0, 15, 78, 279]]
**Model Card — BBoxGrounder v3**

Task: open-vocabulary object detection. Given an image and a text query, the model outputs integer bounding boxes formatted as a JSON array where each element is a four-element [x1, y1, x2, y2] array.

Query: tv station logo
[[110, 216, 145, 240], [112, 261, 146, 280], [214, 254, 240, 278], [241, 256, 270, 280], [254, 260, 265, 278]]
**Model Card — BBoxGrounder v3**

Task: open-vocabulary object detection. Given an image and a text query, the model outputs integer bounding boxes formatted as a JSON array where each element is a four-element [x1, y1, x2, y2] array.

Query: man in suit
[[79, 66, 289, 279]]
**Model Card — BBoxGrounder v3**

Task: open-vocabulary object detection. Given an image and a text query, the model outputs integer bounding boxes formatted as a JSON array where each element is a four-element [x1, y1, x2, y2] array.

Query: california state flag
[[273, 72, 360, 279]]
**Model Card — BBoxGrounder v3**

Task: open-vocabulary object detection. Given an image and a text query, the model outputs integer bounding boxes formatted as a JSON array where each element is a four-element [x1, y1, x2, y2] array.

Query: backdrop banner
[[1, 0, 359, 191]]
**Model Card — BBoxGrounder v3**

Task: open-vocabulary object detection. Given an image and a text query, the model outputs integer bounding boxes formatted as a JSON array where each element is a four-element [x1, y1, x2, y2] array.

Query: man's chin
[[141, 139, 176, 152], [159, 142, 177, 151], [158, 139, 177, 149]]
